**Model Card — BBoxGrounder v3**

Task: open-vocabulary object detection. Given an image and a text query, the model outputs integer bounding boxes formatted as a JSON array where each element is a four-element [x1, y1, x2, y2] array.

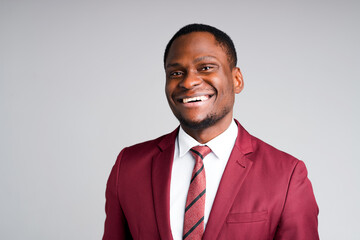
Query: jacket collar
[[152, 128, 178, 240], [233, 119, 254, 155]]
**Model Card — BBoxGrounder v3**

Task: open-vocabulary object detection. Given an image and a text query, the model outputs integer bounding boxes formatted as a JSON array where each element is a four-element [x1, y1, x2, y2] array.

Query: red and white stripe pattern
[[183, 145, 211, 240]]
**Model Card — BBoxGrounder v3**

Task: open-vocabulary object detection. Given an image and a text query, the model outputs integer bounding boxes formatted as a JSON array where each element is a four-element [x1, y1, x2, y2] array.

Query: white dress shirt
[[169, 119, 238, 240]]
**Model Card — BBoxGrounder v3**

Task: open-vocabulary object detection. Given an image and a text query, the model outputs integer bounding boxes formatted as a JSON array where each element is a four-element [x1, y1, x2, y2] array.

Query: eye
[[199, 64, 218, 72], [201, 66, 212, 71], [169, 71, 183, 77]]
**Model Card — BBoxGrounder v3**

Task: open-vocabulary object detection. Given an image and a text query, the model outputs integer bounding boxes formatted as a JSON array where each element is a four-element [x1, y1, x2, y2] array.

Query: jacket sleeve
[[274, 160, 319, 240], [103, 149, 133, 240]]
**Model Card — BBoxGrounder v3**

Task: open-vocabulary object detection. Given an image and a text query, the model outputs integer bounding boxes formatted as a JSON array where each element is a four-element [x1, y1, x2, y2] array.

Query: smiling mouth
[[179, 95, 213, 103]]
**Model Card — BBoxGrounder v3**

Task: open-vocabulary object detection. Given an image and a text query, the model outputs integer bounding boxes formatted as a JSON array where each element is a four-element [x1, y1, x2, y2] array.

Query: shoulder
[[249, 134, 300, 173], [117, 127, 178, 161], [123, 134, 166, 156], [247, 134, 314, 201]]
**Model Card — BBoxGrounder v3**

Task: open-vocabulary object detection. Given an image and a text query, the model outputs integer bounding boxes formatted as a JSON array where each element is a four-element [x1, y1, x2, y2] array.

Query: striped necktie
[[183, 145, 211, 240]]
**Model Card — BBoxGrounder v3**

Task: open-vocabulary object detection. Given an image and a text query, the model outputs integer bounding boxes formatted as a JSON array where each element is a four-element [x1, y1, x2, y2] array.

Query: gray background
[[1, 0, 359, 239]]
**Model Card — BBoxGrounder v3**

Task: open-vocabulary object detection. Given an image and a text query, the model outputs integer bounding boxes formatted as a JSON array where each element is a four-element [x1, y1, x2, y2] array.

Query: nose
[[179, 71, 202, 89]]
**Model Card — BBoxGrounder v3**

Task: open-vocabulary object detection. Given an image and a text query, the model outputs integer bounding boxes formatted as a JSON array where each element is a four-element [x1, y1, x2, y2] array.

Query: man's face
[[165, 32, 243, 130]]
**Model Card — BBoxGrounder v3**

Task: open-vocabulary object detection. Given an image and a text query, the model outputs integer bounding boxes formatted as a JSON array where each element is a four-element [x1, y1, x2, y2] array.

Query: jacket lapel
[[151, 128, 178, 240], [203, 120, 254, 240]]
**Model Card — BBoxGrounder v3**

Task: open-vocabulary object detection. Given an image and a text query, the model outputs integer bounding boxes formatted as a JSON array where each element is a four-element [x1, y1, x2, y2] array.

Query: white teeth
[[182, 95, 209, 103]]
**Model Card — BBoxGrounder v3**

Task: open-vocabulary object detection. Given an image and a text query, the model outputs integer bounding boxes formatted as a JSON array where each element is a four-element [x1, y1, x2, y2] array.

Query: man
[[103, 24, 319, 240]]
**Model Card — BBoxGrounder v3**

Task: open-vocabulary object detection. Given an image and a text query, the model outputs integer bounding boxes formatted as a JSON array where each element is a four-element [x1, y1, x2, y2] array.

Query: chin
[[178, 114, 219, 130], [174, 107, 232, 131]]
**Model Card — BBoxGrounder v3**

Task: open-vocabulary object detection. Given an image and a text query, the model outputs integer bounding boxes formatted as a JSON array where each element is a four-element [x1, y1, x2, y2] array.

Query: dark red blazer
[[103, 120, 319, 239]]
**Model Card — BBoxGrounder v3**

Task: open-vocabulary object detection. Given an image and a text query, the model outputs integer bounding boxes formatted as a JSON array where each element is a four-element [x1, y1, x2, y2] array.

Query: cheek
[[217, 81, 235, 96], [165, 82, 173, 96], [165, 83, 179, 105], [216, 84, 235, 106]]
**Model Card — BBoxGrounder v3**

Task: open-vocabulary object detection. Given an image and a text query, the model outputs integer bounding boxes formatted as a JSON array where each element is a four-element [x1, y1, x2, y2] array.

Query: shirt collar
[[177, 119, 238, 160]]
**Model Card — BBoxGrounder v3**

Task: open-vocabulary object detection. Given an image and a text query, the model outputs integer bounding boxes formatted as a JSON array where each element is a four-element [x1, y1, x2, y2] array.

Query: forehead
[[166, 32, 228, 65]]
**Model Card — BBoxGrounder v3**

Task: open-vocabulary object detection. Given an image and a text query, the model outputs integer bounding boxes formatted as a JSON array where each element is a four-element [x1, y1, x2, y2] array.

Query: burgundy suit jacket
[[103, 120, 319, 239]]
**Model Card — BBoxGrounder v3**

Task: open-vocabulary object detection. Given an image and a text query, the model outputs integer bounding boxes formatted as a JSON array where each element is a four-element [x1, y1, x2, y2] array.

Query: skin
[[165, 32, 244, 143]]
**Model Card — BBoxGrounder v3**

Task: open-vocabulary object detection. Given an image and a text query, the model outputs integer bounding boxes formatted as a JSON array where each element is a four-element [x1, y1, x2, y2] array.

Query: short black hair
[[164, 23, 237, 68]]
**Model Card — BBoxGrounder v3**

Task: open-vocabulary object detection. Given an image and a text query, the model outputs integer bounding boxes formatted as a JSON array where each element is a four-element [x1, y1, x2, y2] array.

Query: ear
[[232, 67, 244, 94]]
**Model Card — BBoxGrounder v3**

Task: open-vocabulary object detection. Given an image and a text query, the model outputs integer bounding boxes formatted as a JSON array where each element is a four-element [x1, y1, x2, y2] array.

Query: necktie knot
[[190, 145, 211, 162]]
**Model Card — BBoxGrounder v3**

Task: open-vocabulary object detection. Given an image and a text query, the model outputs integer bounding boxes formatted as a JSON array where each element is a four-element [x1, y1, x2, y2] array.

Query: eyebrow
[[165, 62, 182, 69], [166, 55, 218, 69], [193, 55, 217, 63]]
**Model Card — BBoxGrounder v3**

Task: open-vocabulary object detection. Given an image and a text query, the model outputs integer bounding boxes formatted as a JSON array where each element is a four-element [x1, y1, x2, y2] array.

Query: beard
[[175, 107, 231, 130]]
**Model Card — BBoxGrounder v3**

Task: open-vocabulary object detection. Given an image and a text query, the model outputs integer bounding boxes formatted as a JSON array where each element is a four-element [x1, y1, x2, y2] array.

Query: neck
[[181, 115, 233, 144]]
